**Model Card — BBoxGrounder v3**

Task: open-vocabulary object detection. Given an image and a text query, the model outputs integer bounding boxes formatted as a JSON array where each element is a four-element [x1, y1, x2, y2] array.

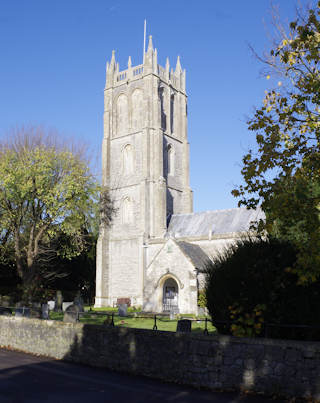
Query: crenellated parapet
[[105, 36, 186, 93]]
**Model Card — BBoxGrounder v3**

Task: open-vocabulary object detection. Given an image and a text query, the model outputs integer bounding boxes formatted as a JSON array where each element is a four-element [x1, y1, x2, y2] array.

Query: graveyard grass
[[49, 308, 217, 334]]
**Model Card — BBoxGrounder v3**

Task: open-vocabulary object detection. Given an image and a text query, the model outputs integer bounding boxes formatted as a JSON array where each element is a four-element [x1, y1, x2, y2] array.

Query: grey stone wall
[[0, 316, 319, 400]]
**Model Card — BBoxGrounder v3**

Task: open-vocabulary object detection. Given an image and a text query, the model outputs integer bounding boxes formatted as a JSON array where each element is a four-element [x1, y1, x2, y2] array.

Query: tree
[[0, 126, 111, 300], [232, 3, 320, 283], [205, 237, 320, 340]]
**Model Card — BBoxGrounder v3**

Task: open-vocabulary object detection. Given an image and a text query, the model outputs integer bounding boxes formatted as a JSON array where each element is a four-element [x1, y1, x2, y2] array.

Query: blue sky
[[0, 1, 312, 212]]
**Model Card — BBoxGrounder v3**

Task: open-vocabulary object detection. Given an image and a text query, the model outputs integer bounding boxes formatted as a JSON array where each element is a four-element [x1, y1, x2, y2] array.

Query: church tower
[[95, 36, 193, 308]]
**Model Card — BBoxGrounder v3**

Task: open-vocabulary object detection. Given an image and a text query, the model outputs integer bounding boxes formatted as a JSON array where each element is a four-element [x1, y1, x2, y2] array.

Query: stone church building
[[95, 36, 263, 313]]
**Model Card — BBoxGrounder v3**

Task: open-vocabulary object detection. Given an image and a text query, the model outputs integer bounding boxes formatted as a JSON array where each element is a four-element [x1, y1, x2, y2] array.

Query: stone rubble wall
[[0, 316, 319, 400]]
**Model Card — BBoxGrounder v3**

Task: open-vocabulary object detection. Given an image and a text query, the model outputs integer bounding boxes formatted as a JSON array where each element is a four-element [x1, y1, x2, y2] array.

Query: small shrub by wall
[[0, 316, 319, 400]]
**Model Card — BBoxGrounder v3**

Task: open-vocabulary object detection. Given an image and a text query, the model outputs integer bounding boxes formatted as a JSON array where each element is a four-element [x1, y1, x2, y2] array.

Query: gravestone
[[41, 304, 49, 320], [62, 302, 73, 312], [118, 304, 127, 317], [176, 319, 192, 333], [63, 304, 80, 323], [116, 297, 131, 307], [0, 307, 12, 316], [15, 307, 31, 318], [74, 293, 84, 312], [54, 291, 63, 311], [47, 300, 55, 310], [30, 308, 42, 319]]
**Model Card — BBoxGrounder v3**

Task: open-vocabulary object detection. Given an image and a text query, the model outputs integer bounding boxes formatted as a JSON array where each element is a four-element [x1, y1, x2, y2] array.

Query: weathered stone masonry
[[0, 317, 319, 399]]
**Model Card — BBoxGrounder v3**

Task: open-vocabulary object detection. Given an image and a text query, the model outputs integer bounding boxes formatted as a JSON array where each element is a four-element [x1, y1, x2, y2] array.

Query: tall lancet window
[[170, 94, 175, 134], [122, 197, 134, 224], [159, 86, 166, 131], [167, 144, 174, 176], [123, 144, 134, 175], [131, 89, 144, 131], [117, 94, 128, 134]]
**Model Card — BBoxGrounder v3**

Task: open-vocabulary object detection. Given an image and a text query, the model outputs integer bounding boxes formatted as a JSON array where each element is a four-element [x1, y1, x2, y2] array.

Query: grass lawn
[[49, 309, 216, 334]]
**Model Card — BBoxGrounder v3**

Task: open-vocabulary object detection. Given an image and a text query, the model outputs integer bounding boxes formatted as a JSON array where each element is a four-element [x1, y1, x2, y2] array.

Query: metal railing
[[1, 305, 319, 340]]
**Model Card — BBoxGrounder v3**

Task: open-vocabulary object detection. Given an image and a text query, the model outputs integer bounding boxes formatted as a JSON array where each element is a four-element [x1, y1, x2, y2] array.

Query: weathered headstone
[[74, 293, 84, 312], [118, 304, 127, 317], [54, 290, 63, 311], [116, 297, 131, 307], [0, 307, 12, 316], [30, 308, 42, 319], [47, 300, 55, 311], [41, 304, 49, 320], [176, 319, 192, 333], [63, 304, 80, 323], [62, 302, 73, 312], [15, 307, 31, 318]]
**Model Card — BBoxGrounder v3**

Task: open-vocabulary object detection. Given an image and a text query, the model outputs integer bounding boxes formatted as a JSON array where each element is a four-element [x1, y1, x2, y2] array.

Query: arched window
[[117, 94, 128, 134], [122, 197, 134, 224], [159, 86, 166, 131], [131, 89, 144, 131], [123, 144, 134, 175], [170, 94, 174, 134], [167, 144, 174, 175]]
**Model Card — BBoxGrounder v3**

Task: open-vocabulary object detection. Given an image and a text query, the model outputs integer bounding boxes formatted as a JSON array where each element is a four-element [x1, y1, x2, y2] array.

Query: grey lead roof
[[167, 207, 265, 238], [177, 241, 210, 270]]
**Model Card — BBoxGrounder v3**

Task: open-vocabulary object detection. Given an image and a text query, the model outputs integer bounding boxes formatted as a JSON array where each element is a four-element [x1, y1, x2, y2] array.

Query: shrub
[[205, 237, 320, 340], [197, 290, 207, 308]]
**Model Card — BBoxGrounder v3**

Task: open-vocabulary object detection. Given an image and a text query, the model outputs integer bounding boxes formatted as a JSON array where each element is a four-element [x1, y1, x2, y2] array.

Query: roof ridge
[[171, 207, 253, 217]]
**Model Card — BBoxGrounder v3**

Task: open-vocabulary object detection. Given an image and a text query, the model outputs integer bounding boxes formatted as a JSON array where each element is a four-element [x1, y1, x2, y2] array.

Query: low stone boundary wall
[[0, 316, 319, 399]]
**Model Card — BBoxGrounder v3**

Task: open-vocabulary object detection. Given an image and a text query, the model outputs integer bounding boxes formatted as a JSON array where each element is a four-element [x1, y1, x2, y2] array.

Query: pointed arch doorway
[[162, 277, 179, 312]]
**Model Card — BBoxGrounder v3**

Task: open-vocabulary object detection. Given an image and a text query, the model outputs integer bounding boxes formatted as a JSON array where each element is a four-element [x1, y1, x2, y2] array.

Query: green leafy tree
[[205, 237, 320, 340], [0, 127, 110, 300], [232, 3, 320, 283]]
